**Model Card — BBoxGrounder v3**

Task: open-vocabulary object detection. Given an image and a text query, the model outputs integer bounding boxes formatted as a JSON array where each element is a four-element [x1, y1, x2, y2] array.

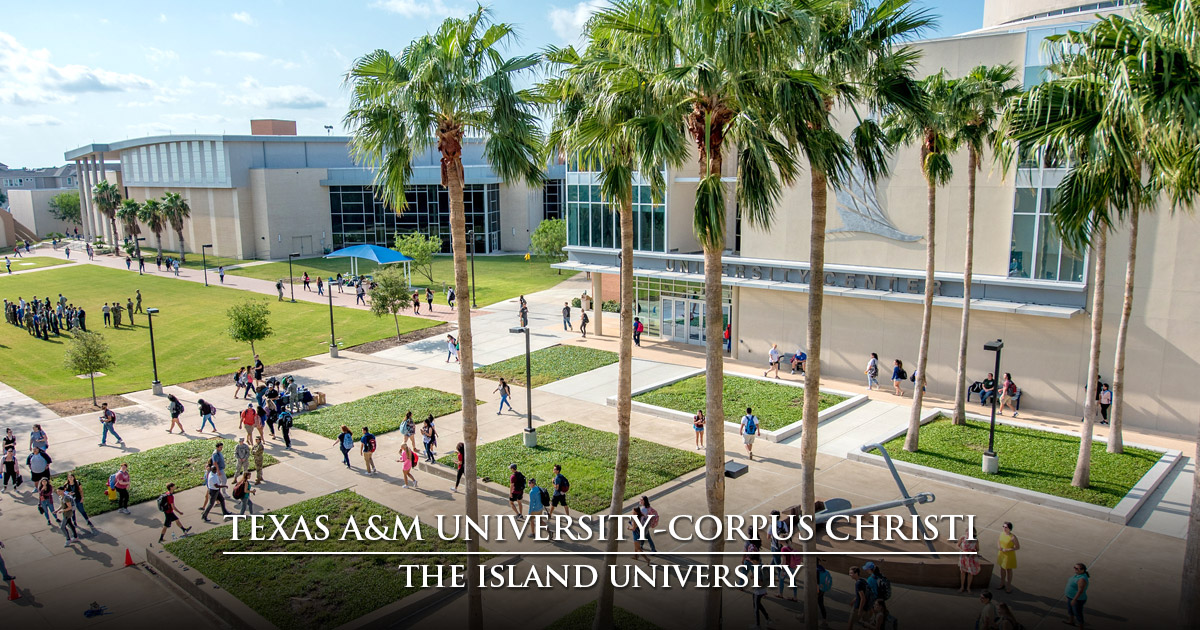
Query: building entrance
[[661, 298, 729, 346]]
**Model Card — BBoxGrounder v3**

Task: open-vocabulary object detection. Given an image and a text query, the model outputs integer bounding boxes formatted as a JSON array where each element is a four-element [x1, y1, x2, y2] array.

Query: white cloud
[[231, 11, 255, 25], [0, 114, 64, 126], [159, 13, 167, 23], [549, 1, 605, 43], [214, 50, 267, 62], [0, 31, 155, 105], [145, 47, 178, 65], [224, 77, 328, 109], [370, 0, 461, 18]]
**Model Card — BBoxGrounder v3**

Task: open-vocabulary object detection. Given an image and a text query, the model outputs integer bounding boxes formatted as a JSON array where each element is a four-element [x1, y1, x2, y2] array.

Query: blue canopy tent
[[324, 244, 414, 287]]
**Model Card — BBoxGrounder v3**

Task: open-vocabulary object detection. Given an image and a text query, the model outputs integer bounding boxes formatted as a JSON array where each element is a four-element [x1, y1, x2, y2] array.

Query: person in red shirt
[[240, 404, 257, 440], [158, 483, 191, 543]]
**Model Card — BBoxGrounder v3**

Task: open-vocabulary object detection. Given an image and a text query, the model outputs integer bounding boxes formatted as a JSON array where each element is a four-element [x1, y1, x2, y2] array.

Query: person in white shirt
[[764, 344, 782, 379], [200, 462, 229, 522]]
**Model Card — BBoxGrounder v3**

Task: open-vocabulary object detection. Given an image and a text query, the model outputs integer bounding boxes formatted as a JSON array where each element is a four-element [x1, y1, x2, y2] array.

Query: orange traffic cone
[[124, 549, 135, 567], [8, 579, 19, 600]]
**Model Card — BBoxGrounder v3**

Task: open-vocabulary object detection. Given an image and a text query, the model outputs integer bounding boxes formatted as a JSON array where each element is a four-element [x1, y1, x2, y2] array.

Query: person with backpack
[[157, 483, 191, 542], [200, 461, 229, 523], [977, 591, 999, 630], [639, 496, 660, 553], [421, 415, 438, 463], [451, 442, 465, 493], [507, 463, 526, 516], [113, 462, 131, 514], [210, 442, 229, 496], [252, 436, 265, 483], [562, 302, 572, 331], [232, 471, 256, 515], [276, 279, 284, 301], [397, 443, 418, 489], [549, 464, 570, 517], [2, 446, 22, 491], [740, 407, 760, 461], [633, 317, 643, 347], [580, 310, 589, 338], [892, 359, 906, 396], [494, 378, 515, 415], [233, 367, 246, 398], [361, 426, 378, 475], [863, 562, 889, 605], [98, 402, 124, 447], [446, 335, 460, 363], [335, 426, 354, 470], [166, 394, 186, 434], [400, 411, 418, 453], [240, 404, 257, 441], [36, 478, 60, 527], [999, 373, 1019, 417], [54, 488, 80, 547], [61, 472, 95, 531], [848, 566, 871, 630], [814, 561, 832, 622], [27, 446, 51, 483], [195, 399, 216, 433], [869, 600, 896, 630], [527, 477, 547, 517]]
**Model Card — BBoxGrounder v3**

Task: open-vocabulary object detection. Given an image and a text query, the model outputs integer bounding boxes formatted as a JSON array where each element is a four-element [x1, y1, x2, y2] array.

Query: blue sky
[[0, 1, 984, 168]]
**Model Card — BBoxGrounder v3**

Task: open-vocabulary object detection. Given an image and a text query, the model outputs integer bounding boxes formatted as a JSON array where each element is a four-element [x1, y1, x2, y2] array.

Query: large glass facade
[[1008, 149, 1086, 282], [543, 179, 563, 220], [330, 183, 500, 253], [634, 277, 731, 342], [565, 166, 666, 252]]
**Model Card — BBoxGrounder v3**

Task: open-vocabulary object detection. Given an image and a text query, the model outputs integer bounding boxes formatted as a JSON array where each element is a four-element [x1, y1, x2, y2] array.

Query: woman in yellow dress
[[996, 521, 1020, 592]]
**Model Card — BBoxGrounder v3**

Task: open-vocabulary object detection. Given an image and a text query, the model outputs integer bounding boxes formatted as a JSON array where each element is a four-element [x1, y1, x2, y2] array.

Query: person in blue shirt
[[790, 349, 807, 374], [864, 561, 880, 604], [527, 477, 546, 516], [1065, 562, 1090, 627]]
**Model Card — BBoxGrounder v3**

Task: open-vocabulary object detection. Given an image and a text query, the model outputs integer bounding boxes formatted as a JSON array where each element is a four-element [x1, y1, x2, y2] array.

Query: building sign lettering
[[661, 259, 942, 296]]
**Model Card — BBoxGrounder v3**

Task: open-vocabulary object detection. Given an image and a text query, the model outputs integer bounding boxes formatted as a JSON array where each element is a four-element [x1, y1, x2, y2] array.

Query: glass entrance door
[[661, 297, 728, 346]]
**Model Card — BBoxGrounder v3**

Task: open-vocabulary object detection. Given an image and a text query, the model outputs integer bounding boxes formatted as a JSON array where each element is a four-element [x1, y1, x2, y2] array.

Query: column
[[730, 285, 741, 360], [592, 271, 603, 337], [74, 159, 93, 241], [81, 157, 97, 241]]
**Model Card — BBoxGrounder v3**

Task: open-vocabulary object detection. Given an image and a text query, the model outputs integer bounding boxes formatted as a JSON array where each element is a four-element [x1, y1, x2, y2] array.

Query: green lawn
[[131, 246, 251, 271], [229, 254, 576, 307], [52, 439, 278, 517], [547, 602, 662, 630], [166, 490, 470, 630], [0, 265, 436, 403], [632, 374, 847, 432], [477, 345, 619, 387], [1, 256, 75, 273], [878, 418, 1162, 507], [294, 387, 466, 440], [441, 421, 704, 514]]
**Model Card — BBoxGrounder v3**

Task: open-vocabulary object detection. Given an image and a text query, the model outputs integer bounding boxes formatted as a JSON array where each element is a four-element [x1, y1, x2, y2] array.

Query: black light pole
[[509, 326, 536, 447], [201, 244, 213, 286], [468, 229, 478, 308], [147, 307, 162, 395], [983, 339, 1003, 473], [327, 283, 338, 358], [287, 252, 300, 303]]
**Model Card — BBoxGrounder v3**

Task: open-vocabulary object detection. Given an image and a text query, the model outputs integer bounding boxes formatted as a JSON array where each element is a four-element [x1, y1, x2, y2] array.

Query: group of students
[[505, 462, 572, 519], [4, 293, 90, 339], [101, 291, 143, 329]]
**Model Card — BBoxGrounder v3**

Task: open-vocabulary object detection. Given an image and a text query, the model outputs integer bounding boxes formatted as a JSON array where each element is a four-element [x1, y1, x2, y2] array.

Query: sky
[[0, 0, 984, 168]]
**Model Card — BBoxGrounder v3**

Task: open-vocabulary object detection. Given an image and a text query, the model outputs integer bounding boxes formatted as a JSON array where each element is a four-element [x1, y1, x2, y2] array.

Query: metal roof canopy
[[325, 245, 413, 286]]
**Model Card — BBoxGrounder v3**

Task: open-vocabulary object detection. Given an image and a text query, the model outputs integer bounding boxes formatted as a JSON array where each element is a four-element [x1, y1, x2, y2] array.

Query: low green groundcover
[[478, 345, 618, 388], [293, 386, 465, 440], [633, 374, 847, 432], [879, 418, 1161, 508], [166, 490, 470, 630], [442, 421, 704, 514], [547, 601, 662, 630], [0, 256, 74, 272], [52, 439, 277, 517]]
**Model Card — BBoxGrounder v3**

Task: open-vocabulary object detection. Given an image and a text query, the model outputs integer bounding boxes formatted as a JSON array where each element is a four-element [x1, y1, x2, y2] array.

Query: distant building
[[0, 162, 78, 206], [1, 162, 81, 246]]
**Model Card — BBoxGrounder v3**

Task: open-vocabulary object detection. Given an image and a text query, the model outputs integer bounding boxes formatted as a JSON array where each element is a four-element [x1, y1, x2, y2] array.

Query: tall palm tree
[[91, 179, 122, 249], [115, 199, 142, 257], [344, 9, 543, 630], [796, 1, 931, 623], [139, 199, 167, 256], [539, 39, 687, 629], [590, 3, 826, 625], [950, 65, 1018, 426], [161, 191, 191, 263], [886, 71, 960, 452]]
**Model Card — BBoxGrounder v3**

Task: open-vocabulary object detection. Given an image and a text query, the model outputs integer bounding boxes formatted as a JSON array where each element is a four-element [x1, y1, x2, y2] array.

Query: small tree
[[369, 265, 411, 341], [226, 300, 273, 356], [529, 218, 567, 272], [64, 330, 114, 406], [48, 191, 81, 225], [393, 232, 440, 284]]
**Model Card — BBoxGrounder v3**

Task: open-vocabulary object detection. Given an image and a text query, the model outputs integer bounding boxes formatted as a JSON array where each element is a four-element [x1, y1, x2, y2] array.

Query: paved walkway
[[537, 358, 698, 406]]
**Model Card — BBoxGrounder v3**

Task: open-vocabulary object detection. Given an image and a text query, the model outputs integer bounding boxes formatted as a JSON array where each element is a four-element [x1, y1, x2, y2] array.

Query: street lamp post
[[147, 308, 162, 395], [287, 252, 300, 303], [983, 339, 1004, 474], [509, 326, 536, 447], [327, 283, 338, 358], [201, 244, 213, 287], [467, 229, 478, 308]]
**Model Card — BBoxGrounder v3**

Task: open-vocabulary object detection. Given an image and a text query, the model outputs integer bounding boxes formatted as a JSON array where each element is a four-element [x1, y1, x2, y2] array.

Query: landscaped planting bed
[[478, 345, 618, 388], [293, 386, 466, 439], [632, 374, 847, 432]]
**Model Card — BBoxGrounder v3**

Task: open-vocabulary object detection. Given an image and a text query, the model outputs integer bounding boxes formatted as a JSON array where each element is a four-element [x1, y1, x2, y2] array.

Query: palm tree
[[139, 199, 167, 256], [886, 71, 960, 452], [590, 3, 826, 625], [91, 179, 122, 249], [161, 191, 191, 263], [950, 65, 1018, 426], [116, 199, 142, 257], [539, 39, 687, 629], [344, 9, 544, 630]]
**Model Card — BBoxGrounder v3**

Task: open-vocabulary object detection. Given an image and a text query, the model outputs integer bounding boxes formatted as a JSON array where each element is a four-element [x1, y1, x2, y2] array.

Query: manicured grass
[[441, 421, 704, 514], [878, 418, 1162, 507], [478, 345, 619, 387], [632, 374, 847, 432], [52, 438, 278, 517], [1, 256, 75, 273], [547, 601, 661, 630], [229, 254, 577, 307], [0, 265, 436, 403], [132, 247, 251, 271], [294, 387, 466, 440], [166, 490, 470, 630]]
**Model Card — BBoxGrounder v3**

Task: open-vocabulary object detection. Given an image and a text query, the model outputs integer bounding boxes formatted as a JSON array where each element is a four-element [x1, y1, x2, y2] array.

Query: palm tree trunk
[[800, 164, 828, 630], [904, 142, 937, 453], [445, 151, 483, 630], [1073, 229, 1106, 488], [1108, 210, 1137, 454], [1182, 418, 1200, 626], [156, 232, 164, 257], [108, 215, 119, 251], [177, 229, 187, 263], [702, 240, 726, 630], [593, 191, 635, 630], [953, 150, 978, 426]]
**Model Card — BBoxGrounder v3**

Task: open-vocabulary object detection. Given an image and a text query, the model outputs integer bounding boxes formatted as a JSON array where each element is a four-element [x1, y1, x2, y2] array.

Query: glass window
[[1015, 188, 1037, 213], [1009, 214, 1034, 278], [1008, 147, 1084, 282]]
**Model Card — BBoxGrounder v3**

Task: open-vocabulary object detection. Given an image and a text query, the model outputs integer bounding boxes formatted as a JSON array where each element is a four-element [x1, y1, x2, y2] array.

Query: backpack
[[818, 567, 833, 592], [909, 372, 916, 383], [1005, 381, 1018, 396], [744, 415, 758, 435], [539, 487, 550, 506], [365, 436, 377, 452], [108, 473, 117, 489], [232, 480, 247, 500], [156, 494, 170, 513], [875, 573, 892, 601], [170, 400, 184, 416], [897, 368, 908, 381], [645, 507, 660, 528], [341, 433, 354, 449], [410, 451, 419, 467], [635, 320, 643, 333], [558, 475, 570, 493], [278, 412, 293, 429], [512, 471, 526, 493]]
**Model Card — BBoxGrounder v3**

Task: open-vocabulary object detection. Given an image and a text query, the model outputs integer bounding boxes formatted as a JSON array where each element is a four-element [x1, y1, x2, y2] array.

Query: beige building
[[64, 121, 564, 261], [556, 1, 1199, 437]]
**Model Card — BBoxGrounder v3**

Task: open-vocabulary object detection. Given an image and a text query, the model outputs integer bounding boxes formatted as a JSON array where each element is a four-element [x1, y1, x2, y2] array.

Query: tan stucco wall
[[0, 209, 15, 249], [248, 168, 332, 260], [499, 182, 540, 252], [7, 189, 80, 238]]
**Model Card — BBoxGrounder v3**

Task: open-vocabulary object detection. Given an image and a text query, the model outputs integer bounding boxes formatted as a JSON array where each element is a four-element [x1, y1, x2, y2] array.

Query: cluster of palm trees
[[91, 181, 192, 262], [343, 1, 1200, 628]]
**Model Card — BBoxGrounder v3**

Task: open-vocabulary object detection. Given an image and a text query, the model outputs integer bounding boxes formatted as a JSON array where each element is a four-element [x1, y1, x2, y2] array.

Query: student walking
[[958, 530, 981, 593], [518, 304, 528, 327], [892, 359, 906, 396], [30, 423, 48, 452], [218, 266, 225, 284], [233, 367, 246, 398], [866, 353, 880, 390], [166, 394, 186, 434], [336, 426, 354, 470], [356, 283, 366, 305], [302, 272, 311, 291], [398, 444, 418, 488], [580, 310, 589, 338], [232, 471, 256, 515], [157, 484, 191, 542], [639, 496, 660, 553], [400, 412, 418, 452], [61, 472, 95, 530], [748, 558, 770, 628], [200, 462, 229, 522], [562, 302, 572, 330], [1064, 563, 1090, 628], [740, 407, 760, 461], [507, 464, 526, 516], [999, 373, 1019, 417], [996, 521, 1020, 593], [494, 378, 515, 415], [693, 410, 706, 449], [527, 477, 547, 516], [629, 506, 650, 563], [426, 287, 434, 312], [316, 276, 324, 296], [764, 343, 782, 378], [1098, 384, 1112, 425], [37, 478, 61, 526], [420, 415, 438, 463], [210, 442, 229, 496], [197, 399, 217, 433], [240, 404, 257, 440], [412, 291, 421, 315], [54, 488, 80, 546], [633, 317, 643, 347], [446, 335, 460, 363], [27, 447, 51, 483], [361, 426, 377, 474], [98, 402, 124, 446], [451, 442, 465, 493], [2, 446, 21, 491], [252, 436, 265, 483], [113, 462, 131, 514], [447, 286, 456, 309], [235, 438, 250, 479], [276, 280, 284, 301], [549, 464, 570, 517]]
